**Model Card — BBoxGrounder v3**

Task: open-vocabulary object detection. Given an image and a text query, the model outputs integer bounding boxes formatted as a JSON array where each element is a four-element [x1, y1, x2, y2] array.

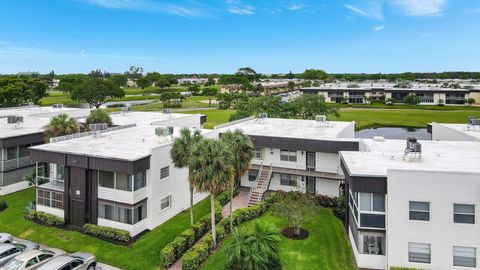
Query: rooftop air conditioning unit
[[404, 137, 422, 159], [315, 115, 327, 127], [155, 126, 174, 141], [53, 104, 64, 109], [163, 108, 173, 117], [121, 106, 129, 115], [89, 123, 108, 137], [6, 115, 23, 128]]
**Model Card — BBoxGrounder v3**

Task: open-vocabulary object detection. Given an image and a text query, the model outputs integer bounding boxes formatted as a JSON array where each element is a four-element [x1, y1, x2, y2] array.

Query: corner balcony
[[98, 186, 147, 205], [251, 163, 343, 180]]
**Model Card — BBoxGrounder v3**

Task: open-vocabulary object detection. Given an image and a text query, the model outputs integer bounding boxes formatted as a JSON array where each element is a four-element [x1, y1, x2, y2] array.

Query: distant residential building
[[178, 77, 208, 85]]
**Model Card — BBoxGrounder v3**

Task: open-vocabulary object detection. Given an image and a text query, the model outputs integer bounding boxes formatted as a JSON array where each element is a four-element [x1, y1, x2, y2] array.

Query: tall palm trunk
[[211, 193, 217, 246], [189, 186, 194, 226], [229, 175, 237, 232]]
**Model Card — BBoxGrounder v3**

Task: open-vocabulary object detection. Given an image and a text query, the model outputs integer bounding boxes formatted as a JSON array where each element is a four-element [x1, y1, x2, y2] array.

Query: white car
[[0, 249, 65, 270], [0, 235, 12, 244]]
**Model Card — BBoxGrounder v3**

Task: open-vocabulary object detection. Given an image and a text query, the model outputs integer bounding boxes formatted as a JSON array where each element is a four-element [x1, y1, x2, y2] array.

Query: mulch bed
[[281, 227, 309, 240]]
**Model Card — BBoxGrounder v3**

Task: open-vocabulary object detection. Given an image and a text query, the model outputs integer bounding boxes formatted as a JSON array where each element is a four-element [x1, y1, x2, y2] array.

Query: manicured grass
[[131, 96, 212, 111], [182, 109, 235, 129], [202, 209, 356, 270], [336, 108, 480, 130], [40, 92, 81, 106], [0, 188, 211, 270]]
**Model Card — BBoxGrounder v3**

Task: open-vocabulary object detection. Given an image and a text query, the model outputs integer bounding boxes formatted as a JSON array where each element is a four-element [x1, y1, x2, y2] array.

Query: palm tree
[[225, 228, 251, 270], [86, 109, 112, 127], [250, 221, 281, 259], [190, 138, 233, 246], [43, 113, 81, 140], [220, 129, 254, 231], [170, 127, 203, 226]]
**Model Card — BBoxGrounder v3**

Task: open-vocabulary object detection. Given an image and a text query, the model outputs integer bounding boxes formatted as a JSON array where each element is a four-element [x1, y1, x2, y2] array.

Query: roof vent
[[404, 137, 422, 160], [163, 108, 173, 117], [155, 126, 174, 142], [89, 123, 108, 137], [52, 104, 64, 109], [314, 115, 327, 127], [121, 106, 129, 115], [258, 113, 268, 124], [6, 115, 24, 128]]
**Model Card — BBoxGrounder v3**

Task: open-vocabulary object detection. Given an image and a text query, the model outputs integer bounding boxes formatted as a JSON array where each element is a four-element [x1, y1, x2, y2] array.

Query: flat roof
[[433, 123, 480, 141], [341, 139, 480, 177], [31, 112, 208, 161], [0, 106, 90, 139], [216, 118, 356, 141]]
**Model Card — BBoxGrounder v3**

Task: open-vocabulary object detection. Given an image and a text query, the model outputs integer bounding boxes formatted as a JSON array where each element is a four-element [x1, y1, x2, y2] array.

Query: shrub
[[27, 210, 64, 226], [82, 223, 130, 243], [0, 201, 7, 212], [180, 229, 196, 247], [333, 195, 346, 220], [315, 195, 337, 208], [159, 244, 176, 268], [182, 234, 214, 270], [216, 188, 239, 206]]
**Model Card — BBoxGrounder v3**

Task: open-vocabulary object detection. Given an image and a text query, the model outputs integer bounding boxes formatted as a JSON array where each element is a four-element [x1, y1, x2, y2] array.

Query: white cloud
[[373, 25, 385, 32], [289, 4, 305, 11], [390, 0, 447, 16], [344, 2, 384, 20], [225, 0, 255, 15], [78, 0, 208, 18]]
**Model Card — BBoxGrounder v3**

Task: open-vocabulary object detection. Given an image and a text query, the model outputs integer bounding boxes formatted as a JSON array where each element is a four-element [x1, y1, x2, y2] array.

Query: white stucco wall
[[431, 123, 479, 141], [386, 169, 480, 270], [37, 205, 64, 219]]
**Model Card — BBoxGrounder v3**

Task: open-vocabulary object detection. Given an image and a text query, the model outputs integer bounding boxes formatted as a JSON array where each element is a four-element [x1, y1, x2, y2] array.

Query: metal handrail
[[247, 161, 263, 203]]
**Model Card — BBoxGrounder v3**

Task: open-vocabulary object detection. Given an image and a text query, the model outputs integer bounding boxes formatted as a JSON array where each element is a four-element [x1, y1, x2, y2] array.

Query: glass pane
[[454, 214, 475, 224], [362, 235, 385, 255], [56, 164, 65, 181], [6, 147, 17, 160], [410, 201, 429, 211], [410, 211, 430, 221], [409, 243, 431, 263], [454, 204, 475, 214], [360, 193, 372, 211], [373, 194, 385, 212], [116, 173, 131, 191], [18, 145, 29, 158], [98, 171, 114, 188], [134, 171, 145, 191]]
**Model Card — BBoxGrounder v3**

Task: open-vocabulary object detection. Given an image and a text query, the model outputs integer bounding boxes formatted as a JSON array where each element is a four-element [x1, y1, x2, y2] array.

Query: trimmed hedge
[[315, 195, 338, 208], [181, 193, 277, 270], [26, 210, 64, 226], [82, 223, 131, 243], [0, 201, 7, 212], [159, 189, 235, 268]]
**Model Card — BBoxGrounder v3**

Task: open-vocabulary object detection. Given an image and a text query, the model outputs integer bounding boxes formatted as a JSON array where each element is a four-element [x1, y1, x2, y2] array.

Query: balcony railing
[[0, 156, 35, 171], [251, 163, 343, 180], [98, 186, 147, 205]]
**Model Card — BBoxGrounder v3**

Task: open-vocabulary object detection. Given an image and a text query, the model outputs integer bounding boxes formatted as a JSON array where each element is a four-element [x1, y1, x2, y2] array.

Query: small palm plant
[[220, 129, 254, 232], [86, 109, 112, 128], [190, 138, 233, 246], [170, 128, 203, 226], [44, 113, 81, 140], [226, 221, 281, 270]]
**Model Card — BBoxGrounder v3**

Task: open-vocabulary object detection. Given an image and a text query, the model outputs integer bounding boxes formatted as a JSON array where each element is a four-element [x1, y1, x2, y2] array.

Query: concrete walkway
[[168, 188, 250, 270], [12, 236, 122, 270]]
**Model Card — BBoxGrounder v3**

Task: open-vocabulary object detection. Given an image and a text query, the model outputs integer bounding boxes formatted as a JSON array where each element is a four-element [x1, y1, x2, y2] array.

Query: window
[[38, 253, 54, 261], [248, 170, 258, 182], [18, 145, 30, 158], [98, 171, 114, 188], [6, 147, 17, 160], [409, 201, 430, 221], [161, 195, 171, 211], [160, 166, 169, 179], [280, 174, 297, 186], [454, 204, 475, 224], [359, 193, 385, 212], [116, 173, 132, 191], [408, 242, 431, 264], [37, 190, 51, 207], [133, 171, 146, 191], [26, 258, 39, 267], [253, 147, 263, 159], [134, 201, 147, 223], [51, 192, 64, 209], [69, 260, 83, 268], [98, 201, 146, 225], [361, 235, 385, 255], [280, 149, 297, 162], [454, 246, 476, 268], [56, 164, 65, 181]]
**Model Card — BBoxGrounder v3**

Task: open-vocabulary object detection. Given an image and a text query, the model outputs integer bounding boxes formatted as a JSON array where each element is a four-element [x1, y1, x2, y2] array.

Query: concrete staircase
[[247, 165, 272, 207]]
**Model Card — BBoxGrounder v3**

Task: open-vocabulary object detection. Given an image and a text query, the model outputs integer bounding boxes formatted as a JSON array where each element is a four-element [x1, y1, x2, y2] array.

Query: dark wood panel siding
[[247, 135, 359, 154], [341, 159, 387, 194], [67, 155, 89, 168], [30, 149, 66, 165], [69, 167, 87, 228], [0, 133, 44, 148], [88, 170, 98, 224]]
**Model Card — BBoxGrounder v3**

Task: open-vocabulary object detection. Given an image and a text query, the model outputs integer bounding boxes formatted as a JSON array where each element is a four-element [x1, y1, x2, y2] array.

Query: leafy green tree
[[124, 66, 143, 81], [216, 92, 234, 109], [204, 77, 216, 86], [290, 94, 340, 119], [160, 92, 184, 107], [287, 81, 295, 91], [70, 78, 125, 109], [220, 130, 254, 232], [155, 79, 171, 89], [202, 87, 219, 107], [109, 74, 128, 87], [170, 128, 203, 226], [86, 109, 112, 127], [301, 69, 328, 80], [272, 191, 318, 236], [385, 97, 395, 105], [466, 98, 476, 106], [188, 84, 201, 96], [44, 113, 82, 139], [0, 77, 47, 107], [402, 94, 421, 106], [145, 72, 162, 84], [190, 138, 233, 246], [136, 77, 150, 90], [225, 221, 281, 270]]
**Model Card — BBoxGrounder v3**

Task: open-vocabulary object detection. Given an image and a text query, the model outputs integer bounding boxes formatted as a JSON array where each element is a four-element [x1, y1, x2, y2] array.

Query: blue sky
[[0, 0, 479, 74]]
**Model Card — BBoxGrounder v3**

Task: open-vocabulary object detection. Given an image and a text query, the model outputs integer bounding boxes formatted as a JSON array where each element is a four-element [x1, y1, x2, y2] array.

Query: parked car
[[0, 242, 39, 267], [0, 235, 12, 244], [37, 253, 96, 270], [0, 248, 65, 270]]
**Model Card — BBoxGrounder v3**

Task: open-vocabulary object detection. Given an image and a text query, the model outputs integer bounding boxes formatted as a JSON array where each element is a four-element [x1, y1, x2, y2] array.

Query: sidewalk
[[12, 236, 122, 270]]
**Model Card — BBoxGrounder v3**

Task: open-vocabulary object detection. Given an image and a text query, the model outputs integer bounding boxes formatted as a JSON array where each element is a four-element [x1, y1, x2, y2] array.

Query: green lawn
[[0, 188, 211, 270], [336, 108, 480, 130], [182, 109, 235, 129], [202, 209, 356, 270]]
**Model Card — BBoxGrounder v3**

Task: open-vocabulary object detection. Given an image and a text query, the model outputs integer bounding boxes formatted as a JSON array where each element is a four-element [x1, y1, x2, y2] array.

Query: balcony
[[98, 186, 147, 205], [251, 163, 343, 180], [0, 156, 35, 171]]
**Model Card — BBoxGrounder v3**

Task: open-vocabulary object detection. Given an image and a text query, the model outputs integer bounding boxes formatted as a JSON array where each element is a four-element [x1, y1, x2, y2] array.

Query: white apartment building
[[0, 105, 90, 195], [341, 137, 480, 270], [429, 119, 480, 142], [30, 111, 210, 236], [215, 116, 358, 205]]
